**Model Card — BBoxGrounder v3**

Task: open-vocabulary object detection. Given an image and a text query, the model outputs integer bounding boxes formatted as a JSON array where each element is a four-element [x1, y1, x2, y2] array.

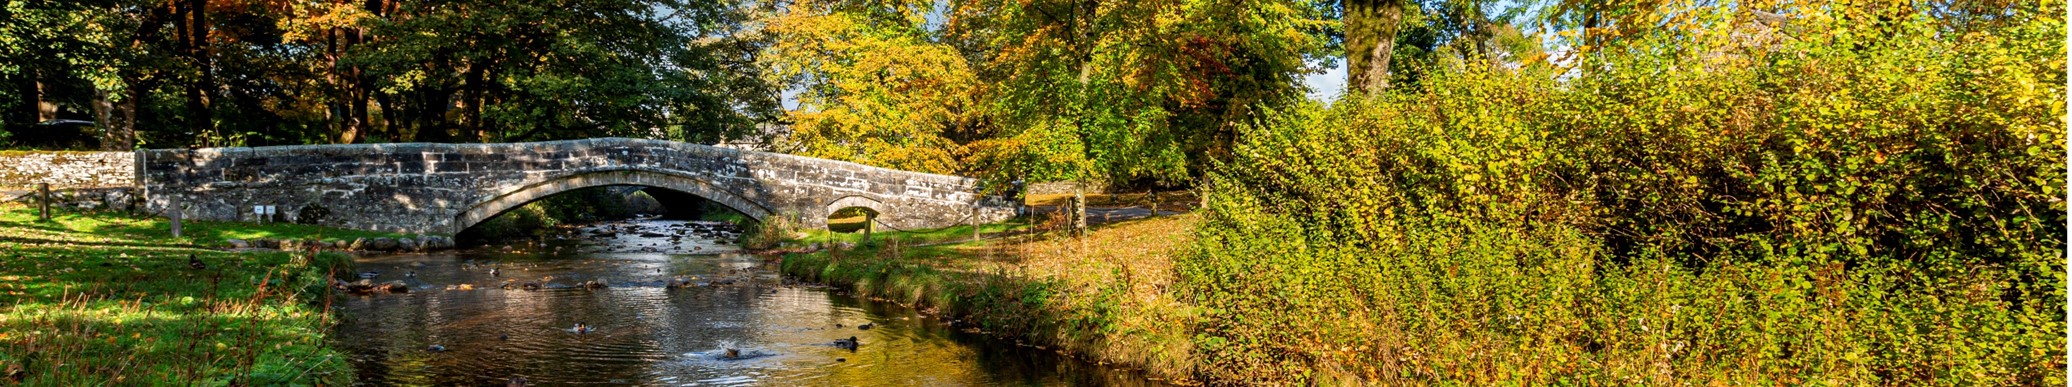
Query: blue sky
[[1302, 60, 1348, 103]]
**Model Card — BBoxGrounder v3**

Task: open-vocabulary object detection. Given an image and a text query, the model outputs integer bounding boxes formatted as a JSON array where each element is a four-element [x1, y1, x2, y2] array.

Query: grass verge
[[779, 214, 1199, 383], [0, 202, 368, 385]]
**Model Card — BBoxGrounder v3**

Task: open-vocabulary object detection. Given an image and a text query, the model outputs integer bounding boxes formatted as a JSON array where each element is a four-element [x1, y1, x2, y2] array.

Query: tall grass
[[1179, 4, 2064, 384], [740, 212, 800, 250]]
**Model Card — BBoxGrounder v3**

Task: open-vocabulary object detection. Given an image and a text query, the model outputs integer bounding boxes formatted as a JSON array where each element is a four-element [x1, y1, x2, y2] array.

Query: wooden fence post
[[37, 183, 50, 222], [1070, 191, 1087, 237], [1149, 191, 1159, 217], [168, 196, 182, 239]]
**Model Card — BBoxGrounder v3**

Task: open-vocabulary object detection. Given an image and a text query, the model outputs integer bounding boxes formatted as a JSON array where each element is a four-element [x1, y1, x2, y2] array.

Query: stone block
[[366, 237, 399, 251]]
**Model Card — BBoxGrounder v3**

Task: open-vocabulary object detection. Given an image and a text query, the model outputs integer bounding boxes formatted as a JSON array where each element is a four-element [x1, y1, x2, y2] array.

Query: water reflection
[[334, 220, 1168, 386]]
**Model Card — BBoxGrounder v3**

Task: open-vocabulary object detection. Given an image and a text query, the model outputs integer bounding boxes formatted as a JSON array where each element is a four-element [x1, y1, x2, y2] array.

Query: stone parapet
[[0, 151, 135, 191]]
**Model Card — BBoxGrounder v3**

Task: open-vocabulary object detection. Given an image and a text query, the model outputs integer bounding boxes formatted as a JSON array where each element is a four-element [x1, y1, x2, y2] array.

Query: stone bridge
[[136, 138, 1015, 235]]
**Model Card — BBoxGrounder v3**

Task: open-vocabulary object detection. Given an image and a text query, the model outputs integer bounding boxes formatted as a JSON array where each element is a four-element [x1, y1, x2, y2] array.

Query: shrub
[[740, 212, 799, 250], [1180, 3, 2065, 384], [463, 204, 556, 242]]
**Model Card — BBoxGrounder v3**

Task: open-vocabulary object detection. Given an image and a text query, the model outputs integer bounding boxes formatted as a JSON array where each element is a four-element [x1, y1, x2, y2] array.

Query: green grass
[[699, 210, 755, 226], [0, 204, 410, 250], [0, 202, 362, 385], [796, 217, 1035, 248]]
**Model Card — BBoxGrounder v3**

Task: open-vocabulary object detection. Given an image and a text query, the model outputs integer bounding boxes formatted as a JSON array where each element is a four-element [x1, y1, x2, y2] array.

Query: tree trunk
[[462, 60, 485, 141], [116, 91, 137, 149], [35, 80, 55, 122], [11, 69, 37, 126], [375, 92, 401, 141], [107, 69, 151, 151], [328, 27, 357, 144], [1345, 0, 1404, 94], [181, 0, 216, 146], [93, 88, 115, 150]]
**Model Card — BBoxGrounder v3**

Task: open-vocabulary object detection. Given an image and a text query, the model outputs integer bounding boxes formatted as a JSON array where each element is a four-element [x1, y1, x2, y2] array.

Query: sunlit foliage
[[759, 0, 974, 174], [1183, 1, 2065, 383], [950, 0, 1335, 186]]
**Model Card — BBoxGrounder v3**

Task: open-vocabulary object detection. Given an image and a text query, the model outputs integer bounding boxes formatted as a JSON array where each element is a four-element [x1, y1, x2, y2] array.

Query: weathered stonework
[[138, 138, 1015, 235], [0, 187, 141, 212], [0, 151, 135, 190]]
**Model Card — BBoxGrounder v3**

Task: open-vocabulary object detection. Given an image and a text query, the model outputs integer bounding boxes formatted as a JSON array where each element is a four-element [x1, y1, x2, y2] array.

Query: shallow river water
[[334, 220, 1167, 386]]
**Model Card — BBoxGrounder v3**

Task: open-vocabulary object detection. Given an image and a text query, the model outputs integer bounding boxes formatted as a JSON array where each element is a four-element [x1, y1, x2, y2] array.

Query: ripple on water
[[337, 219, 1172, 386]]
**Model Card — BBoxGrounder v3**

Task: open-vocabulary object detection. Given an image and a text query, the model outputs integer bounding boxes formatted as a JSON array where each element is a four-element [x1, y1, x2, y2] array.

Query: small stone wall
[[1, 187, 142, 212], [0, 151, 136, 190]]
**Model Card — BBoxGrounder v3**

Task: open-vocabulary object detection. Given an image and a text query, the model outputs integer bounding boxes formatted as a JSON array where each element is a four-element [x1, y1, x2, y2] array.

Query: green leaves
[[1181, 1, 2066, 383], [759, 0, 973, 174], [951, 0, 1332, 185], [1, 0, 777, 148]]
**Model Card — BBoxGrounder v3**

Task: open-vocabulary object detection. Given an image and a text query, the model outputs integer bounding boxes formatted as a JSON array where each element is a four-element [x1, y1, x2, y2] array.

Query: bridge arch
[[451, 169, 775, 235], [825, 195, 888, 218], [824, 195, 890, 232]]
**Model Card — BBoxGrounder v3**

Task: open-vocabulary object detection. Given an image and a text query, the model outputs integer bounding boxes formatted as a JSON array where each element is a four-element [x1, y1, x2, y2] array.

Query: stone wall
[[1, 187, 142, 212], [0, 151, 136, 191], [139, 138, 1016, 235]]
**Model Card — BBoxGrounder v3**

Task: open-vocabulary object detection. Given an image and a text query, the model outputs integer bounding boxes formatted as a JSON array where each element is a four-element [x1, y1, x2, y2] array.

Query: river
[[333, 219, 1169, 386]]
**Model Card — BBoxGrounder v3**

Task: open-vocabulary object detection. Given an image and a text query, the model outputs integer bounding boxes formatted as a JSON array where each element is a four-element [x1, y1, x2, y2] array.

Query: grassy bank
[[803, 217, 1032, 247], [792, 4, 2064, 385], [0, 202, 377, 385], [779, 214, 1200, 382]]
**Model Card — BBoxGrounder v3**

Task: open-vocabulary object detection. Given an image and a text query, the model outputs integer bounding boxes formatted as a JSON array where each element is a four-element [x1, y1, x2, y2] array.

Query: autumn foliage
[[1183, 2, 2066, 384]]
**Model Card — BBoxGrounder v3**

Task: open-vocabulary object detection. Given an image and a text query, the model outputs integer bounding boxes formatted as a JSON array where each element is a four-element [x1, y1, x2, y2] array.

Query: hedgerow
[[1180, 3, 2065, 384]]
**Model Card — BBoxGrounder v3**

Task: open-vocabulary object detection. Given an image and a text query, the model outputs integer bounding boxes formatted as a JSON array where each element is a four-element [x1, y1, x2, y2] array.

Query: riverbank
[[779, 213, 1200, 383], [0, 203, 393, 384]]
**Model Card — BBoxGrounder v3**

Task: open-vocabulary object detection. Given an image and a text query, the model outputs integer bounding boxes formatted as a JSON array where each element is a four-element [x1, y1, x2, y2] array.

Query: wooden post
[[168, 198, 182, 238], [862, 211, 873, 243], [1070, 190, 1087, 237], [37, 183, 50, 222], [971, 206, 981, 241], [1149, 191, 1159, 217]]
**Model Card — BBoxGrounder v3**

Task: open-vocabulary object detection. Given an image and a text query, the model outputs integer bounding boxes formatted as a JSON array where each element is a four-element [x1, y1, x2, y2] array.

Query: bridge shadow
[[453, 183, 764, 245]]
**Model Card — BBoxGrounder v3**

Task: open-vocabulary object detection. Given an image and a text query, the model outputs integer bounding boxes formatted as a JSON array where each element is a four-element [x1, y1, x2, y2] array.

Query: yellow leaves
[[762, 3, 976, 175], [277, 1, 375, 43]]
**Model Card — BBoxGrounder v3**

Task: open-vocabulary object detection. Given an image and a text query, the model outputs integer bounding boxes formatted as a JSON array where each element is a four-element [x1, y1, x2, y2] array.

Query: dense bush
[[1179, 4, 2064, 384], [740, 211, 799, 250]]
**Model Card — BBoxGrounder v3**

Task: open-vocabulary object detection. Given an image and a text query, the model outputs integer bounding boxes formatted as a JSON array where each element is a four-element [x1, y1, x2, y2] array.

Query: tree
[[758, 0, 975, 174], [950, 0, 1333, 187], [0, 0, 778, 149], [348, 0, 775, 143]]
